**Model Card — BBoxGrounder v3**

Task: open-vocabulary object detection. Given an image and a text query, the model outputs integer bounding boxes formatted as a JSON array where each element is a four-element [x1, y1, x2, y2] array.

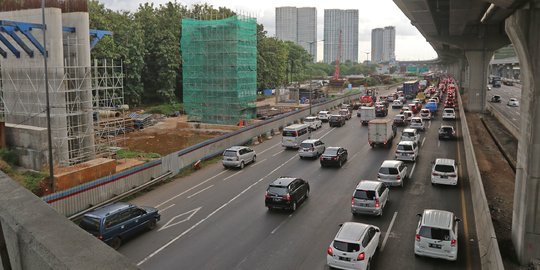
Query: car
[[79, 202, 160, 250], [376, 100, 388, 109], [401, 105, 410, 112], [351, 180, 389, 216], [378, 160, 408, 187], [420, 109, 431, 120], [403, 111, 413, 123], [222, 146, 256, 169], [425, 102, 438, 115], [320, 147, 348, 167], [329, 114, 346, 127], [401, 128, 420, 144], [507, 98, 519, 107], [327, 222, 381, 270], [408, 104, 418, 114], [304, 116, 322, 130], [395, 140, 419, 162], [442, 108, 456, 120], [318, 111, 330, 122], [503, 79, 514, 86], [375, 105, 388, 117], [298, 139, 325, 159], [392, 100, 403, 108], [414, 209, 460, 261], [393, 114, 406, 126], [438, 125, 456, 140], [413, 99, 423, 109], [342, 103, 353, 112], [409, 117, 425, 131], [431, 158, 458, 185], [490, 95, 501, 103], [493, 79, 502, 88], [444, 100, 456, 108], [339, 108, 352, 120], [265, 177, 310, 211]]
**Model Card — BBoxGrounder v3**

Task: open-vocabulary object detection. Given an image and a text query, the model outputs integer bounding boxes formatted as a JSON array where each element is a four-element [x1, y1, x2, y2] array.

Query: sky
[[98, 0, 438, 61]]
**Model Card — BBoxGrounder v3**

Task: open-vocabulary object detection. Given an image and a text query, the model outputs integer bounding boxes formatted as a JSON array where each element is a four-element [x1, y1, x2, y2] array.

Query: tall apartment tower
[[323, 9, 358, 64], [371, 26, 396, 63], [276, 7, 317, 62]]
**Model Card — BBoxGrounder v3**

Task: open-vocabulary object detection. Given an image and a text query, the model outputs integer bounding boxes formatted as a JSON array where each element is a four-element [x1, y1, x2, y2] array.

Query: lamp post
[[364, 52, 370, 62], [42, 0, 55, 192]]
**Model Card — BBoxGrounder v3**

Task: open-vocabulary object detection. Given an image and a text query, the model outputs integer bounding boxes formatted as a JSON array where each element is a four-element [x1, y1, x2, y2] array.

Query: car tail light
[[375, 199, 380, 208], [283, 194, 292, 201], [310, 147, 315, 152], [332, 156, 337, 160], [320, 156, 324, 160], [357, 252, 365, 261], [327, 246, 333, 256], [351, 197, 355, 205], [384, 140, 387, 144], [449, 173, 457, 177], [432, 172, 438, 176], [415, 234, 421, 241], [265, 191, 271, 199], [396, 175, 401, 180], [97, 235, 103, 240], [451, 239, 457, 247]]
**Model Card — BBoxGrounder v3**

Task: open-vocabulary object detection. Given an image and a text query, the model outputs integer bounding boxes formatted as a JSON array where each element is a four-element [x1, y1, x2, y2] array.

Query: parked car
[[409, 117, 426, 131], [414, 209, 460, 261], [393, 114, 406, 127], [401, 128, 420, 144], [327, 222, 381, 270], [378, 160, 408, 187], [318, 111, 330, 122], [304, 116, 322, 130], [438, 125, 456, 140], [507, 98, 519, 107], [298, 139, 325, 159], [431, 158, 458, 186], [265, 177, 310, 211], [222, 146, 256, 169], [329, 114, 346, 127], [351, 180, 389, 216], [420, 109, 432, 120], [395, 140, 419, 162], [442, 108, 456, 120], [392, 100, 403, 108], [339, 108, 352, 120], [320, 147, 348, 168], [79, 202, 160, 249]]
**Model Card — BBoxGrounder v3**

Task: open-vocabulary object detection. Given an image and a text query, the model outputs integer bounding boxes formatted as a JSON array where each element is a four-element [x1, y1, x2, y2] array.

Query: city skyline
[[323, 9, 358, 64], [275, 7, 317, 62], [371, 26, 396, 63]]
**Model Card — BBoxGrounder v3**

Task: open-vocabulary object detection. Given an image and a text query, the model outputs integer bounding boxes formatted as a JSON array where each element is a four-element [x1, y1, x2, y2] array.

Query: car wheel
[[110, 237, 122, 250], [339, 160, 343, 167], [305, 189, 310, 199], [147, 218, 157, 230], [252, 155, 256, 163], [267, 206, 273, 211], [240, 161, 244, 169], [379, 207, 384, 216], [299, 156, 303, 159], [291, 201, 297, 212]]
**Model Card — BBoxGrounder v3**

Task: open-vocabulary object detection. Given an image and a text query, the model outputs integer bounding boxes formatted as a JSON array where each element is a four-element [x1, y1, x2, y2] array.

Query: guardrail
[[458, 93, 504, 270], [486, 103, 520, 139]]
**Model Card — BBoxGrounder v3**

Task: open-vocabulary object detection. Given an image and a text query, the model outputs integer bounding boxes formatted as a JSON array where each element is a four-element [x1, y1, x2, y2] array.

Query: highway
[[487, 83, 521, 131], [118, 88, 480, 270]]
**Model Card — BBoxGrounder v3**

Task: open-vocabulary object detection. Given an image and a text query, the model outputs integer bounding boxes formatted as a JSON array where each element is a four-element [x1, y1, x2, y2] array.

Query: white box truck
[[360, 106, 376, 126], [368, 118, 396, 148]]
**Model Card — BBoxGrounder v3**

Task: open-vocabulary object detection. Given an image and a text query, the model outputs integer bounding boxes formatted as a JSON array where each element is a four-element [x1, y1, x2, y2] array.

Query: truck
[[360, 106, 376, 126], [402, 80, 419, 100], [359, 95, 374, 107], [368, 118, 396, 148]]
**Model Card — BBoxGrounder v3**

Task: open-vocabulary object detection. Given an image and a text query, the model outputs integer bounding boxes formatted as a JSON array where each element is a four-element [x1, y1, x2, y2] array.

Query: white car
[[298, 139, 325, 159], [442, 108, 456, 120], [222, 146, 256, 169], [318, 111, 330, 122], [378, 160, 408, 187], [395, 140, 419, 162], [431, 158, 458, 185], [507, 98, 519, 107], [414, 209, 460, 261], [327, 222, 381, 270], [401, 128, 420, 144], [409, 117, 425, 131], [392, 100, 403, 108], [304, 116, 322, 130], [419, 109, 432, 120]]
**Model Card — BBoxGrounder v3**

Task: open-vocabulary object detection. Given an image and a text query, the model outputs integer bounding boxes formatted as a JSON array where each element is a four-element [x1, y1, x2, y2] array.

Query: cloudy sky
[[98, 0, 437, 61]]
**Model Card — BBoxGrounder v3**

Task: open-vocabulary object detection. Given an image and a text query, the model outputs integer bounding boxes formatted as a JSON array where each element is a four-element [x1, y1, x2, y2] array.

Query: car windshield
[[333, 240, 361, 252], [412, 119, 421, 123], [397, 144, 413, 151], [304, 118, 314, 122], [434, 164, 455, 173], [419, 226, 451, 241], [402, 132, 414, 137], [282, 130, 297, 137], [330, 116, 340, 121], [441, 127, 453, 132], [394, 116, 404, 120], [267, 186, 288, 196], [300, 143, 313, 148], [79, 216, 101, 233], [354, 190, 376, 200], [379, 167, 398, 175], [324, 148, 338, 155], [223, 150, 237, 157], [444, 109, 454, 113]]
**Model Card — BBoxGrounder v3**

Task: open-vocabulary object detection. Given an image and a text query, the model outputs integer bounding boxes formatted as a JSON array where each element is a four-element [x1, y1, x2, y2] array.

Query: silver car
[[378, 160, 408, 187], [298, 139, 325, 159], [351, 180, 389, 216], [222, 146, 256, 169]]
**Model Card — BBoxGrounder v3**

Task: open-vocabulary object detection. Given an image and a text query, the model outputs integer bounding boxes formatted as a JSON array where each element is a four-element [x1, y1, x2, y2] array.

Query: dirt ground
[[467, 112, 519, 269]]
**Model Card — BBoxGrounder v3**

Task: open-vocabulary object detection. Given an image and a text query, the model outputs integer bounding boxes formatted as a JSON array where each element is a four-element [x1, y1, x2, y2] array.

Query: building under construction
[[181, 15, 257, 125]]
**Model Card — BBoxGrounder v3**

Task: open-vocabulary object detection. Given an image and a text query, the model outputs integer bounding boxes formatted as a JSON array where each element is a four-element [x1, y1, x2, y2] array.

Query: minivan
[[396, 141, 419, 162], [351, 180, 389, 216], [378, 160, 408, 187], [401, 128, 420, 144], [282, 124, 310, 149], [298, 139, 325, 159], [431, 158, 458, 186], [327, 222, 381, 270], [222, 146, 256, 169], [414, 209, 460, 261], [265, 177, 310, 211]]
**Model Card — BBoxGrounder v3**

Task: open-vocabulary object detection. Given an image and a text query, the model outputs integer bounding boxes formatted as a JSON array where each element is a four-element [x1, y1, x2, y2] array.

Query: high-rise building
[[371, 26, 396, 63], [323, 9, 358, 64], [276, 7, 317, 62]]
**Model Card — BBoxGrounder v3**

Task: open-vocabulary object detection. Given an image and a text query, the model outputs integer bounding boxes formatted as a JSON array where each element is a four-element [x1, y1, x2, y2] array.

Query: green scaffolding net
[[181, 16, 257, 125]]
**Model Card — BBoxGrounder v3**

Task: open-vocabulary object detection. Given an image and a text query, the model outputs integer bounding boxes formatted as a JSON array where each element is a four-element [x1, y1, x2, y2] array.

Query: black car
[[265, 177, 310, 211], [320, 147, 348, 167], [79, 202, 160, 249], [490, 95, 501, 103], [329, 114, 346, 127], [375, 105, 388, 117], [438, 125, 457, 140]]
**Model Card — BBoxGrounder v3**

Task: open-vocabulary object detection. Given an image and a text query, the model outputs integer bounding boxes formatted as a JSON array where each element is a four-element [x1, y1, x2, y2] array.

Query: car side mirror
[[338, 223, 343, 227], [455, 218, 462, 222], [416, 213, 422, 217], [431, 161, 435, 165], [375, 228, 380, 233]]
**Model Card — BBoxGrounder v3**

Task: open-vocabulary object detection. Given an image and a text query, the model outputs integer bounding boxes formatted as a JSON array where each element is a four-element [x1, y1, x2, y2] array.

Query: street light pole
[[42, 0, 55, 192]]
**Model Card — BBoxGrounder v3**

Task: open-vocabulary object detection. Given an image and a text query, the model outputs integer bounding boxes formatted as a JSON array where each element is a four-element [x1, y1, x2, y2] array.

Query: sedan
[[507, 98, 519, 107], [320, 147, 348, 168]]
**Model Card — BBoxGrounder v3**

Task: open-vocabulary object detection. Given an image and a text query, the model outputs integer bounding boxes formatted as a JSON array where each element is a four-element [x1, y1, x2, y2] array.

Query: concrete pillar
[[464, 50, 493, 112], [506, 4, 540, 266]]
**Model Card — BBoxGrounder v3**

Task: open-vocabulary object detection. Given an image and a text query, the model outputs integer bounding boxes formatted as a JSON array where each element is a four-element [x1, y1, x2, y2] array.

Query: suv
[[431, 158, 458, 186], [318, 111, 330, 122], [396, 141, 419, 162], [304, 116, 322, 130], [265, 177, 310, 211], [222, 146, 256, 169], [438, 125, 456, 140], [442, 108, 456, 120], [329, 114, 346, 127], [351, 180, 389, 216], [420, 109, 431, 120], [414, 209, 460, 261], [375, 105, 388, 117], [298, 139, 325, 159], [327, 222, 381, 270], [401, 128, 420, 144], [339, 109, 352, 120], [378, 160, 408, 187], [79, 202, 160, 249]]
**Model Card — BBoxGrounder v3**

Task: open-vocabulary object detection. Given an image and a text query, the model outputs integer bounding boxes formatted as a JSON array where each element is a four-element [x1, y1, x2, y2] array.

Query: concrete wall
[[0, 172, 138, 270], [486, 103, 520, 139], [4, 124, 48, 170]]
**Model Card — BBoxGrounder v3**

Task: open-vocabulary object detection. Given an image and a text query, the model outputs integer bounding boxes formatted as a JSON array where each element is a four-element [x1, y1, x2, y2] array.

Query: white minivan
[[327, 222, 381, 270], [414, 209, 460, 261], [395, 141, 419, 162], [282, 124, 310, 149]]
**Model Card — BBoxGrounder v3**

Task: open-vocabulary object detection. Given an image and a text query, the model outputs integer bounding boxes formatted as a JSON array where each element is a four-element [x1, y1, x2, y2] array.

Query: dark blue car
[[79, 202, 160, 249]]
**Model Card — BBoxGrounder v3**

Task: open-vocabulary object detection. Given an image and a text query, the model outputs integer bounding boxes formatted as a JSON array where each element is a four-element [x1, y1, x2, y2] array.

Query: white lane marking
[[437, 140, 441, 148], [222, 170, 243, 181], [251, 158, 266, 167], [259, 142, 281, 155], [159, 204, 175, 213], [137, 154, 298, 266], [158, 207, 201, 232], [381, 212, 398, 251], [319, 127, 336, 139], [272, 150, 285, 157], [271, 214, 293, 234], [428, 121, 431, 128], [409, 163, 416, 179], [155, 170, 228, 208], [187, 185, 214, 198], [421, 137, 426, 147], [342, 153, 359, 168]]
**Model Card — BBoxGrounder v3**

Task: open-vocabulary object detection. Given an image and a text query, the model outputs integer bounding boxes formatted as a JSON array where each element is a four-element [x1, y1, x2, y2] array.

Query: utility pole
[[42, 0, 54, 192], [365, 52, 370, 62]]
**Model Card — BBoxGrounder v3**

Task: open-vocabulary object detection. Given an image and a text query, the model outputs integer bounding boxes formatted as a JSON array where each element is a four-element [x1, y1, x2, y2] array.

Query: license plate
[[273, 198, 281, 202], [339, 256, 351, 262], [429, 243, 442, 249], [441, 175, 448, 179]]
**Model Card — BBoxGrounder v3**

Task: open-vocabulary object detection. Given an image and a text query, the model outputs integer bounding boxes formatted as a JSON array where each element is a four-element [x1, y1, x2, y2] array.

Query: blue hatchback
[[79, 202, 160, 249]]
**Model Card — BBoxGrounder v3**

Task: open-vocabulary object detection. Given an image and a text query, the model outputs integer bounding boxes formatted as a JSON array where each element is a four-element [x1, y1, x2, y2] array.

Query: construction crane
[[332, 30, 342, 80]]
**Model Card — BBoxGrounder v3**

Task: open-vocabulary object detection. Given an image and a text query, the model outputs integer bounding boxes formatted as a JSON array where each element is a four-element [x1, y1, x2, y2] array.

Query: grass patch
[[0, 148, 17, 165], [16, 171, 47, 192], [145, 103, 184, 115], [116, 149, 161, 159]]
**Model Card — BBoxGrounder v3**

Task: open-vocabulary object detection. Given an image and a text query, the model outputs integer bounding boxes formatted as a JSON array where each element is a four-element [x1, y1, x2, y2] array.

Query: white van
[[282, 124, 310, 149], [414, 209, 460, 261]]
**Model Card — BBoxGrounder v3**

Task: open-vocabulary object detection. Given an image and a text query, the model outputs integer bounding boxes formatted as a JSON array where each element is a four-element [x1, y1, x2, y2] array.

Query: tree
[[257, 24, 287, 90]]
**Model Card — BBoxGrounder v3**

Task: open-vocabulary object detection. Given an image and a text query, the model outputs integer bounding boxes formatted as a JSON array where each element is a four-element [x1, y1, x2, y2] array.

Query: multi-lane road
[[118, 88, 480, 269], [488, 83, 521, 131]]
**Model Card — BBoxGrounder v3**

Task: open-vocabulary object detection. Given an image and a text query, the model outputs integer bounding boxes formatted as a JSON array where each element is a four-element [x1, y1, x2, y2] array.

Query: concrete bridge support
[[506, 3, 540, 266], [463, 50, 493, 112]]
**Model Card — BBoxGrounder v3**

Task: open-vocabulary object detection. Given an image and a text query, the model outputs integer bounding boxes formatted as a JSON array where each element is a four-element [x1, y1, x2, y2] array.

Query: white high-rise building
[[276, 7, 317, 62], [323, 9, 358, 64], [371, 26, 396, 63]]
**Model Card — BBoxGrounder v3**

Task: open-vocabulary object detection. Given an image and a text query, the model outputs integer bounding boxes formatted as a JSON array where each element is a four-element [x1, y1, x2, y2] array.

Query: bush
[[0, 148, 17, 165], [116, 149, 160, 159], [145, 103, 184, 115]]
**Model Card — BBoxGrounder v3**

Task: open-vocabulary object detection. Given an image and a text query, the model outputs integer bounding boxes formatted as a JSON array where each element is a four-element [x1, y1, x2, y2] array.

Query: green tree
[[257, 24, 287, 90]]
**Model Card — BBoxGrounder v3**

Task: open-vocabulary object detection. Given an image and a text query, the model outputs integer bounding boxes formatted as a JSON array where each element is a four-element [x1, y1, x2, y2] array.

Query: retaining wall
[[486, 103, 520, 139]]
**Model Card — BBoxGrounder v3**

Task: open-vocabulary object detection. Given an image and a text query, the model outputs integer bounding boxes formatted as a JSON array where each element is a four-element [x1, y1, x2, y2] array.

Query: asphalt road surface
[[119, 88, 480, 270], [487, 83, 521, 131]]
